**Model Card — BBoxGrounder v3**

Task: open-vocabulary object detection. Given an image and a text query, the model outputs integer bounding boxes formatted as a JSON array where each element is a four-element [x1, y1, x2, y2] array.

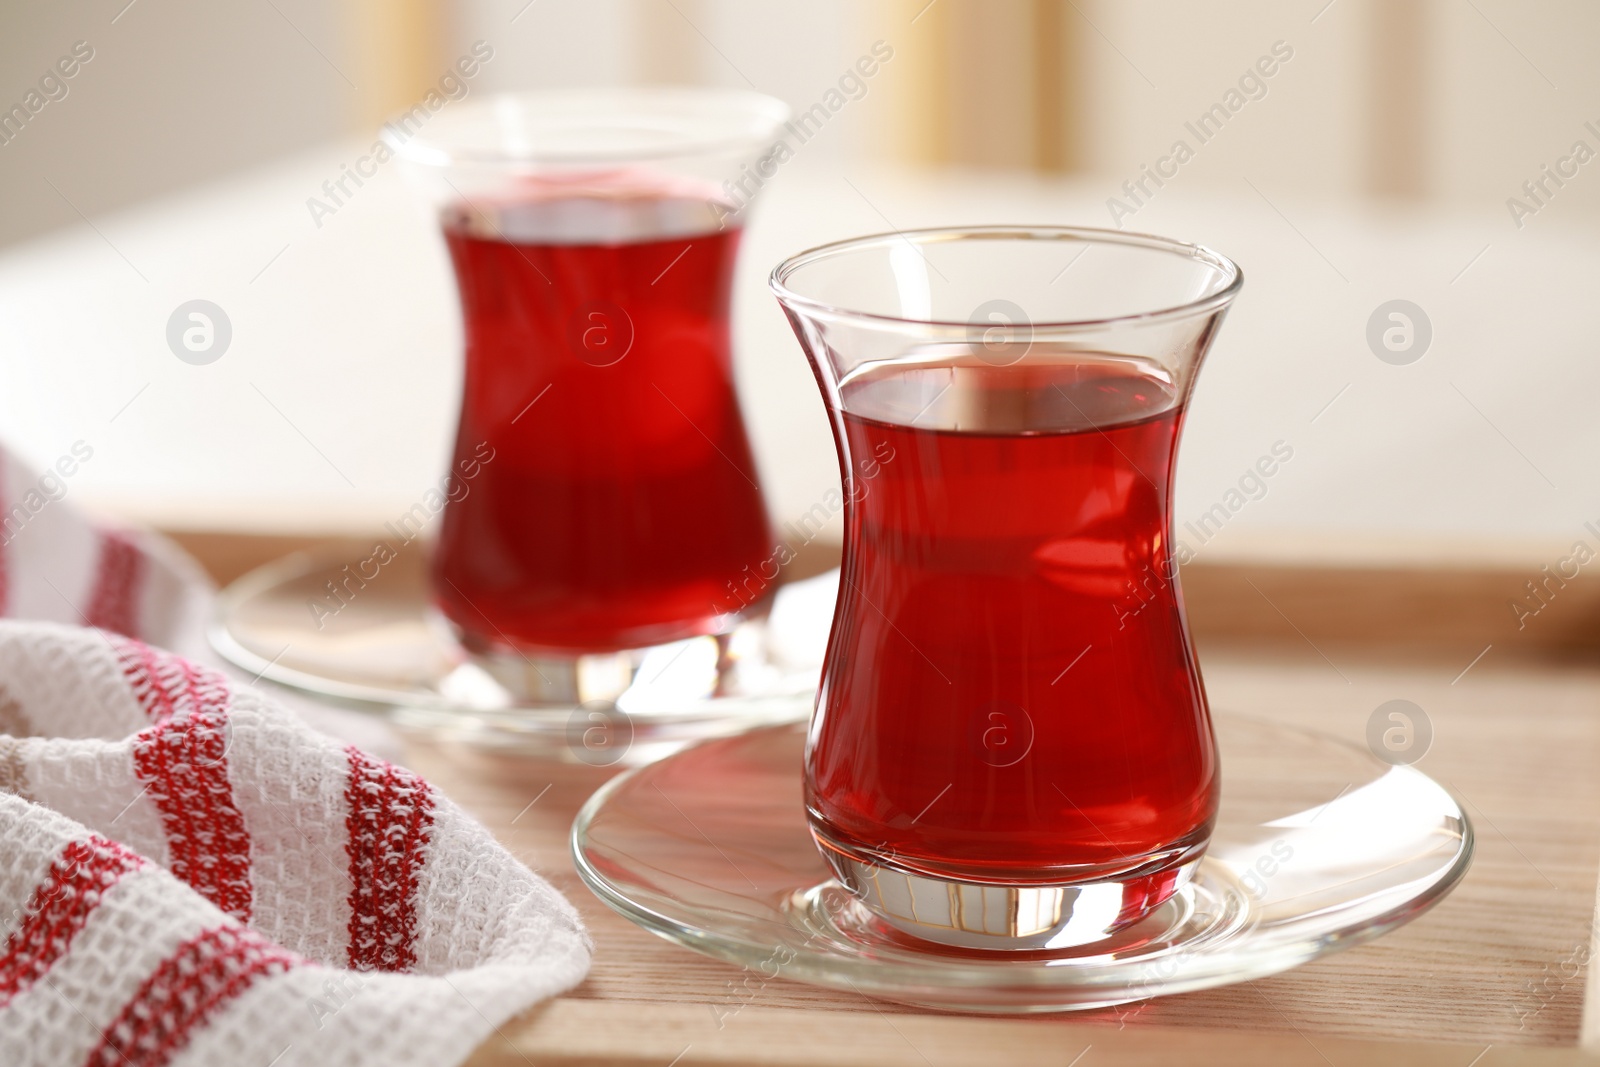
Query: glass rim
[[768, 225, 1244, 333], [382, 86, 791, 168]]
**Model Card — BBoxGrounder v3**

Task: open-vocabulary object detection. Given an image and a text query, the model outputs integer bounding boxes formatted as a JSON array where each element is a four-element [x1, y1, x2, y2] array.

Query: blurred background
[[1, 0, 1597, 570], [9, 0, 1600, 236]]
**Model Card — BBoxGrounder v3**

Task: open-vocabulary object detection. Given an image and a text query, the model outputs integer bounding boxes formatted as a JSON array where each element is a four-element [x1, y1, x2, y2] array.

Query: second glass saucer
[[209, 543, 821, 762], [571, 713, 1472, 1012]]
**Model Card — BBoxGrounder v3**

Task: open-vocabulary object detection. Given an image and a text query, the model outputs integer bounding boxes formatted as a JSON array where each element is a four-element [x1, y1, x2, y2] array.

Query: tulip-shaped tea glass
[[771, 227, 1242, 949], [388, 89, 789, 700]]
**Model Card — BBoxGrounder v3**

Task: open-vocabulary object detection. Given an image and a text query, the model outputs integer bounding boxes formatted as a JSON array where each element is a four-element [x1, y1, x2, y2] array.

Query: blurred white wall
[[1434, 0, 1600, 218], [1079, 0, 1600, 231], [444, 0, 872, 165], [0, 0, 352, 246], [453, 0, 1600, 238], [442, 0, 638, 90], [1080, 1, 1366, 200], [8, 0, 1600, 251]]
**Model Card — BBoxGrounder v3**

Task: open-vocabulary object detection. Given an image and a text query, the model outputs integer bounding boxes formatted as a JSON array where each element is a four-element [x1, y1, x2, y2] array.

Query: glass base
[[813, 830, 1207, 951], [571, 714, 1473, 1012], [445, 615, 745, 707], [208, 543, 816, 761]]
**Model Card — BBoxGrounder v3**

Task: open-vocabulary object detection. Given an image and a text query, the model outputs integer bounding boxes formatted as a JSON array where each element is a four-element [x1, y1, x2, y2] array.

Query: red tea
[[432, 184, 772, 653], [806, 347, 1217, 883]]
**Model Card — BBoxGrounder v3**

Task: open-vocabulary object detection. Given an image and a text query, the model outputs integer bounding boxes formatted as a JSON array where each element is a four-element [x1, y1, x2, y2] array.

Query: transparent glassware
[[770, 226, 1243, 949], [384, 88, 789, 703], [571, 714, 1472, 1010]]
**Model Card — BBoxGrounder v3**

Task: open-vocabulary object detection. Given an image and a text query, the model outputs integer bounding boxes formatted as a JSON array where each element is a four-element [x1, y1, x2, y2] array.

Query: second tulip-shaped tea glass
[[388, 89, 788, 702], [771, 227, 1242, 950]]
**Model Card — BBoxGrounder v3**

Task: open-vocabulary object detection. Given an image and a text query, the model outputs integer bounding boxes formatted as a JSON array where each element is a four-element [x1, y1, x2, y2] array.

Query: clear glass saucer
[[571, 713, 1473, 1012], [209, 545, 817, 762]]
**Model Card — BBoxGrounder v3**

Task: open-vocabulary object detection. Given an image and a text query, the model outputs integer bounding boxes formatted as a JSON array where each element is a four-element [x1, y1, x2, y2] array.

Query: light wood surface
[[180, 533, 1600, 1065], [419, 648, 1600, 1065], [465, 1000, 1600, 1067]]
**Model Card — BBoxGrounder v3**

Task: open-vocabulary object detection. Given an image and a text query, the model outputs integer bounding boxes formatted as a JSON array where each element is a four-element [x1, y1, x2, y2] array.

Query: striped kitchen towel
[[0, 449, 592, 1065], [0, 622, 591, 1067]]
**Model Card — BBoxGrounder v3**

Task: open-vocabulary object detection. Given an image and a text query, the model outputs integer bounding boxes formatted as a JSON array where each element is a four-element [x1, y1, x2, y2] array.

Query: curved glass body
[[772, 227, 1242, 946], [388, 89, 787, 656]]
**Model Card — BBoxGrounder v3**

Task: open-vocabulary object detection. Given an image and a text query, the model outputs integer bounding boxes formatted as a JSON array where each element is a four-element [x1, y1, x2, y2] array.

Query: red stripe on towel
[[113, 636, 226, 726], [115, 637, 253, 921], [343, 746, 435, 972], [85, 530, 144, 638], [83, 925, 299, 1067], [0, 836, 147, 1006]]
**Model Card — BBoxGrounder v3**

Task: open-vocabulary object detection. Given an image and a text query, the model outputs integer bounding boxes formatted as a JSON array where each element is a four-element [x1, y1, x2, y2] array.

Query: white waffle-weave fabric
[[0, 452, 593, 1066]]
